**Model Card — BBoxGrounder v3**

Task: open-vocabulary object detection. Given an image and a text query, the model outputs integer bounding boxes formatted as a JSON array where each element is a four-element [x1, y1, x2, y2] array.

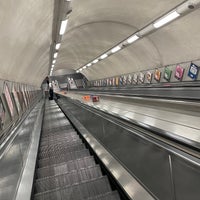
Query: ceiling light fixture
[[52, 60, 56, 64], [87, 63, 92, 67], [92, 59, 98, 64], [83, 66, 87, 69], [153, 10, 180, 28], [111, 46, 121, 53], [55, 43, 61, 50], [60, 19, 68, 35], [127, 34, 139, 44], [100, 54, 108, 59], [54, 52, 58, 58]]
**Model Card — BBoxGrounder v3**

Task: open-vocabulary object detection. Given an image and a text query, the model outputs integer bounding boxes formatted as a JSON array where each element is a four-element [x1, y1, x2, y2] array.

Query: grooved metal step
[[32, 101, 121, 200], [38, 149, 90, 168], [40, 133, 79, 146], [41, 128, 75, 139], [35, 165, 102, 193], [42, 125, 73, 135], [87, 191, 121, 200], [39, 138, 81, 153], [38, 142, 85, 159], [37, 156, 96, 178], [34, 176, 111, 200]]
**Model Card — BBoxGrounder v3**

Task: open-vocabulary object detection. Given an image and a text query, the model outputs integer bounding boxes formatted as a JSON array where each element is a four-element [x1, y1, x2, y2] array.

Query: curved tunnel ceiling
[[0, 0, 53, 86], [1, 0, 200, 85], [57, 0, 196, 80]]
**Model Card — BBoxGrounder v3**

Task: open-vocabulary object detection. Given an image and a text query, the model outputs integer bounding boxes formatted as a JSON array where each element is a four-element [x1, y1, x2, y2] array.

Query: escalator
[[32, 101, 121, 200]]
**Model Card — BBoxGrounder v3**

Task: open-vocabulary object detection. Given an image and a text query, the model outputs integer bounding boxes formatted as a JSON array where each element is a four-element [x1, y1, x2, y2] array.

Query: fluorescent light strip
[[100, 54, 108, 59], [92, 59, 98, 64], [54, 52, 58, 58], [153, 10, 180, 28], [60, 19, 68, 35], [87, 63, 92, 67], [127, 34, 139, 44], [52, 60, 56, 64], [111, 46, 121, 53], [55, 43, 61, 50]]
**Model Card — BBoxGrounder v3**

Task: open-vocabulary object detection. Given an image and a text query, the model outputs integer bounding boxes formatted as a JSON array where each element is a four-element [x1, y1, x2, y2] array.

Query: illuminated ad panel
[[4, 83, 14, 117]]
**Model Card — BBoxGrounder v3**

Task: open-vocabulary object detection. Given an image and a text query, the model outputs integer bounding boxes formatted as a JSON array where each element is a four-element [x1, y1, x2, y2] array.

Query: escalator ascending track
[[33, 101, 121, 200]]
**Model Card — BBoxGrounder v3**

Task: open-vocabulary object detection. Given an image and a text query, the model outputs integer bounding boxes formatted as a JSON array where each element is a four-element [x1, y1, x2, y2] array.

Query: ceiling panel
[[0, 0, 54, 86]]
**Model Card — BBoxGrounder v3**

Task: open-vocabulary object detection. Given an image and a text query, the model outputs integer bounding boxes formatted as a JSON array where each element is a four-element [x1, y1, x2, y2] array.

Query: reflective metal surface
[[59, 92, 200, 149], [15, 101, 44, 200], [61, 107, 155, 200], [58, 97, 200, 200], [0, 101, 43, 200]]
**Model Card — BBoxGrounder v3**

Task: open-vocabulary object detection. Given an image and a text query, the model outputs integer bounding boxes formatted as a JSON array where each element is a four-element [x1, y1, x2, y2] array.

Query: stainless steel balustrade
[[57, 97, 200, 200]]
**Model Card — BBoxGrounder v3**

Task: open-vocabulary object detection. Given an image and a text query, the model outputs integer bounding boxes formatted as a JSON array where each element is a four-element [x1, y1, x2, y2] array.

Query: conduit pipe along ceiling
[[49, 0, 72, 76], [76, 0, 200, 73]]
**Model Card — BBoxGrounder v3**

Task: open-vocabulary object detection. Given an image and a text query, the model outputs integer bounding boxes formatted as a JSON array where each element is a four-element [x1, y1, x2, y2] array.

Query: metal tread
[[35, 165, 102, 193], [40, 133, 79, 145], [42, 125, 73, 135], [86, 191, 121, 200], [40, 129, 76, 140], [38, 142, 85, 159], [34, 176, 111, 200], [38, 149, 90, 168], [39, 138, 82, 152], [36, 156, 96, 178]]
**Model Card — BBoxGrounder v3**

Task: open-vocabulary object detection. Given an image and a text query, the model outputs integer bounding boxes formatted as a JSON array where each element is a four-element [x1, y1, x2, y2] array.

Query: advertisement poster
[[22, 91, 28, 107], [146, 71, 152, 83], [123, 75, 127, 85], [0, 98, 5, 130], [175, 65, 184, 80], [154, 69, 161, 82], [17, 91, 25, 111], [139, 72, 145, 83], [127, 74, 132, 85], [12, 87, 21, 114], [109, 78, 113, 86], [107, 78, 109, 86], [188, 63, 199, 80], [164, 67, 172, 81], [4, 83, 14, 117], [119, 76, 123, 86], [112, 77, 115, 86], [132, 74, 138, 84], [115, 77, 119, 86]]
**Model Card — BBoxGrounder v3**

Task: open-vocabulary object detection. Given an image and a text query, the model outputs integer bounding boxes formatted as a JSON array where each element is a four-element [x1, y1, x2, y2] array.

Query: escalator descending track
[[32, 101, 121, 200]]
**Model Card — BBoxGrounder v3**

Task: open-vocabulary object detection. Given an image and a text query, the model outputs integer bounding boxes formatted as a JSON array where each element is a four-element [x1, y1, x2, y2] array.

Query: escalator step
[[41, 129, 76, 139], [38, 142, 85, 159], [34, 176, 111, 200], [40, 133, 79, 146], [87, 191, 121, 200], [38, 149, 90, 168], [39, 138, 81, 153], [42, 125, 73, 135], [35, 165, 102, 193], [37, 156, 96, 178]]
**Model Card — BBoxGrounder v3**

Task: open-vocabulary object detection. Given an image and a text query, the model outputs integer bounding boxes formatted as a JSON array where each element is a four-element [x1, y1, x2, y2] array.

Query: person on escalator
[[49, 83, 54, 100]]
